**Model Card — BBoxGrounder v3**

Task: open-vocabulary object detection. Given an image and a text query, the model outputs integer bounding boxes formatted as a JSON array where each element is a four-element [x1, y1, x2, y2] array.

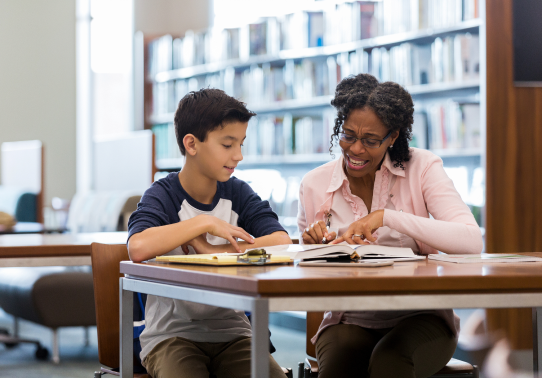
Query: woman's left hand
[[331, 209, 385, 245]]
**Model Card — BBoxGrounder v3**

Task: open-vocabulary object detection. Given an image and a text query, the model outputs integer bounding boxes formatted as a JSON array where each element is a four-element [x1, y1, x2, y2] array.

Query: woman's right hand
[[302, 220, 337, 244]]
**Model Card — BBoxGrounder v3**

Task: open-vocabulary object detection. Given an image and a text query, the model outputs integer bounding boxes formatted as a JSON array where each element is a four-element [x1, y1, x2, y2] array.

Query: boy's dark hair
[[174, 88, 256, 155]]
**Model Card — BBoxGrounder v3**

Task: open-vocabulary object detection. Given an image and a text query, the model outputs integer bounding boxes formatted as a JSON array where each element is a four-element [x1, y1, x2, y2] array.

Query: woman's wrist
[[379, 209, 387, 227]]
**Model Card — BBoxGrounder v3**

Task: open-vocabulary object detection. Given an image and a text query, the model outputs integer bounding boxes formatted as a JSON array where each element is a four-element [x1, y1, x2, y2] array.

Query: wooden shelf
[[153, 19, 482, 83]]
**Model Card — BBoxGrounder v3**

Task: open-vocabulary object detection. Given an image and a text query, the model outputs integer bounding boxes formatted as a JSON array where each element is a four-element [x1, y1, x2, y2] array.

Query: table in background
[[120, 254, 542, 378], [0, 232, 128, 267], [0, 222, 68, 235]]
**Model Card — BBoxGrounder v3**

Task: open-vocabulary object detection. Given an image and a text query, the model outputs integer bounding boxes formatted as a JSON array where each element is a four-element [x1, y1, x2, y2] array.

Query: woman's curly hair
[[329, 73, 414, 169]]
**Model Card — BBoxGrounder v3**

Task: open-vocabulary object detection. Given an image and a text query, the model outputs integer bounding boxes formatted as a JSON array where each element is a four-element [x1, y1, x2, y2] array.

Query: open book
[[256, 243, 424, 262], [428, 254, 542, 264]]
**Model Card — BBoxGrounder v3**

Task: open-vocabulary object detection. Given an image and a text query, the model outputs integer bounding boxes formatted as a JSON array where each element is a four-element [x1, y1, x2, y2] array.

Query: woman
[[298, 73, 483, 378]]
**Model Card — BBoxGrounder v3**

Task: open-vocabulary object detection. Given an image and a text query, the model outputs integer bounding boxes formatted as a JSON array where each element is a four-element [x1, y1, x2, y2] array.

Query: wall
[[485, 0, 542, 350], [134, 0, 212, 37], [0, 0, 76, 204]]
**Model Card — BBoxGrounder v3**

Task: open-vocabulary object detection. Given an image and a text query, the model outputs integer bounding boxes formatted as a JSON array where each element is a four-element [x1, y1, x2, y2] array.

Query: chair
[[90, 242, 150, 378], [90, 243, 293, 378], [0, 266, 96, 363], [300, 312, 479, 378]]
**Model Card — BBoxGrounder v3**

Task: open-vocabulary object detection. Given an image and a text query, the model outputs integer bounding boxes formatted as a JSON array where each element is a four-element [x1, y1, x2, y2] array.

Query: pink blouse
[[297, 148, 483, 342]]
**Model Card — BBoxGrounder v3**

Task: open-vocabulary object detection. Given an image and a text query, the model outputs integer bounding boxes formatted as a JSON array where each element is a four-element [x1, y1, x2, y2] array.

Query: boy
[[128, 88, 291, 378]]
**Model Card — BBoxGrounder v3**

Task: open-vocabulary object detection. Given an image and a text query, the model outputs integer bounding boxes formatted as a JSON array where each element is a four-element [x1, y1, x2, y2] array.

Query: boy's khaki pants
[[143, 336, 286, 378]]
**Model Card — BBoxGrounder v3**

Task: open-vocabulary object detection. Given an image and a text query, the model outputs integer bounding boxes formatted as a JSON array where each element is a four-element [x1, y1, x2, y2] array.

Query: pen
[[322, 212, 332, 244]]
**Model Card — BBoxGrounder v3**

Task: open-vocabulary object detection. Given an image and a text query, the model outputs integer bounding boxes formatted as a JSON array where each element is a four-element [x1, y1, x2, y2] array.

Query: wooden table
[[119, 255, 542, 378], [0, 232, 128, 267]]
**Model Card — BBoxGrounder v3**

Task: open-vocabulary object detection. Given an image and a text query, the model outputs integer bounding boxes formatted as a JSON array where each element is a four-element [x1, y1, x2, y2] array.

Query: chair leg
[[298, 362, 305, 378], [52, 329, 60, 364], [84, 326, 90, 347], [13, 316, 19, 337]]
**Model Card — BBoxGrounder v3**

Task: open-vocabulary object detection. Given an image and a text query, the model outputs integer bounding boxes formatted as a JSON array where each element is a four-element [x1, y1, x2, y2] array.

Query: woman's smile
[[346, 154, 370, 170]]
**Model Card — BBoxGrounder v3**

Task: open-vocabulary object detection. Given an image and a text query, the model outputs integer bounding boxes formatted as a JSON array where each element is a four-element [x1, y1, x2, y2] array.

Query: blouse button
[[390, 194, 394, 197]]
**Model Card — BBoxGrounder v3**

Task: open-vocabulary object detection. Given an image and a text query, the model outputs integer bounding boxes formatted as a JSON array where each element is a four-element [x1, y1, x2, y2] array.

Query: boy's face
[[196, 121, 247, 182]]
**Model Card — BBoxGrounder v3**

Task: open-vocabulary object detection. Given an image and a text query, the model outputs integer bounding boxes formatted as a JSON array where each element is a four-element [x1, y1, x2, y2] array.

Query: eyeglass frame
[[338, 130, 393, 149]]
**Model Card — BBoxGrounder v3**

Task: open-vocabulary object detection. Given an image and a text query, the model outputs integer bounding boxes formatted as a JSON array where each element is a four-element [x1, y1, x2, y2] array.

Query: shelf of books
[[144, 0, 484, 235]]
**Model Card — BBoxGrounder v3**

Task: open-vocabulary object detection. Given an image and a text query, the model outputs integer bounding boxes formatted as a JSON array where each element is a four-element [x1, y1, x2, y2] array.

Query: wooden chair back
[[306, 312, 325, 358], [90, 242, 130, 368]]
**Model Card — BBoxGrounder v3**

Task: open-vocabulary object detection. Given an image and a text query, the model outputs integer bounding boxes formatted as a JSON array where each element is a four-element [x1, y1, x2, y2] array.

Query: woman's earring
[[389, 145, 394, 149]]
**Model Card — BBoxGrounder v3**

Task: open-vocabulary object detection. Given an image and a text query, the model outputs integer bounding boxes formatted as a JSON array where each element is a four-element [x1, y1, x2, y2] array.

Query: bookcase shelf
[[149, 80, 480, 122], [155, 148, 481, 171], [153, 19, 482, 83], [155, 154, 335, 170], [144, 1, 485, 236], [432, 148, 481, 158]]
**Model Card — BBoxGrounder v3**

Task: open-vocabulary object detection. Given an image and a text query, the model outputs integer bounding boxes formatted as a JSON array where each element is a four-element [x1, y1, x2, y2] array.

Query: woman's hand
[[331, 210, 385, 245], [302, 220, 337, 244]]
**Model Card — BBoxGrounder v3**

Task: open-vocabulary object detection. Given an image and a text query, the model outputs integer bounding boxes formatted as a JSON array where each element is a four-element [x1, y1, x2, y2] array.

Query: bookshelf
[[142, 0, 485, 235], [149, 80, 480, 123], [152, 19, 481, 83]]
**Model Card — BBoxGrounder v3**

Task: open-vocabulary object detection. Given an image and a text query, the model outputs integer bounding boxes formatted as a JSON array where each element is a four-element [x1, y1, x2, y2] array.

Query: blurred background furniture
[[0, 140, 44, 227], [0, 232, 128, 363], [0, 131, 154, 363]]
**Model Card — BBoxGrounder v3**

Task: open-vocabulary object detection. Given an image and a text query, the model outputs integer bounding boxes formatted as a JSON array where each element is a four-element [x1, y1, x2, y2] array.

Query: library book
[[259, 243, 423, 262]]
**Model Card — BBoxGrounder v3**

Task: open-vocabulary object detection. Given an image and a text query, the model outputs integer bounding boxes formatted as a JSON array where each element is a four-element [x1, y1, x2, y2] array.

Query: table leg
[[120, 278, 133, 378], [251, 299, 269, 378], [533, 307, 542, 377]]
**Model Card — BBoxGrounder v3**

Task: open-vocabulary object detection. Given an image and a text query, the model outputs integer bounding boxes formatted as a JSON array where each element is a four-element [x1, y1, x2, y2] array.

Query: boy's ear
[[183, 134, 198, 156]]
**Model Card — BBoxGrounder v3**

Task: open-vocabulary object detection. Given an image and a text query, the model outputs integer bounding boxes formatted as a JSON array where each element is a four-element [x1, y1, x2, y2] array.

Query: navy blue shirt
[[128, 172, 285, 359], [128, 172, 286, 243]]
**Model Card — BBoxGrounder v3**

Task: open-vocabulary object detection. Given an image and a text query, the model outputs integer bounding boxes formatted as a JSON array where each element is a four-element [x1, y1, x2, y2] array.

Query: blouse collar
[[326, 152, 405, 194]]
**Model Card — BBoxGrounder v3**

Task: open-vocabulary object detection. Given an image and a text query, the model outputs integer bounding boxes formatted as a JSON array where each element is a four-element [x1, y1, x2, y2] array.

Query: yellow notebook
[[155, 253, 292, 266]]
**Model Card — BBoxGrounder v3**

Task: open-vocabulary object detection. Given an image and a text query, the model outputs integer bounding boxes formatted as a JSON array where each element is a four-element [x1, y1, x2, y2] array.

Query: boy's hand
[[201, 215, 254, 253], [183, 234, 219, 254]]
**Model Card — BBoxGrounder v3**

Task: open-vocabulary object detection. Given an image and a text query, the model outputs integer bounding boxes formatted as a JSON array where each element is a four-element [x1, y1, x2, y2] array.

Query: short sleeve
[[235, 180, 286, 238]]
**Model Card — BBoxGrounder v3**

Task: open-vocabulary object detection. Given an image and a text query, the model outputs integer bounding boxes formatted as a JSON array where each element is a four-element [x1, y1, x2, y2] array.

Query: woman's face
[[339, 107, 398, 179]]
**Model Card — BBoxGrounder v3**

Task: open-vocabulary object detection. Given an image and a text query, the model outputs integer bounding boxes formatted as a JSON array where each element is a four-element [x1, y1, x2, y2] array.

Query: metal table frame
[[120, 276, 542, 378]]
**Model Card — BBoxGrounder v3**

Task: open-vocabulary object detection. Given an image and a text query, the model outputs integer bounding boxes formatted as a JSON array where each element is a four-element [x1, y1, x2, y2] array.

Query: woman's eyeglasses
[[338, 131, 392, 149]]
